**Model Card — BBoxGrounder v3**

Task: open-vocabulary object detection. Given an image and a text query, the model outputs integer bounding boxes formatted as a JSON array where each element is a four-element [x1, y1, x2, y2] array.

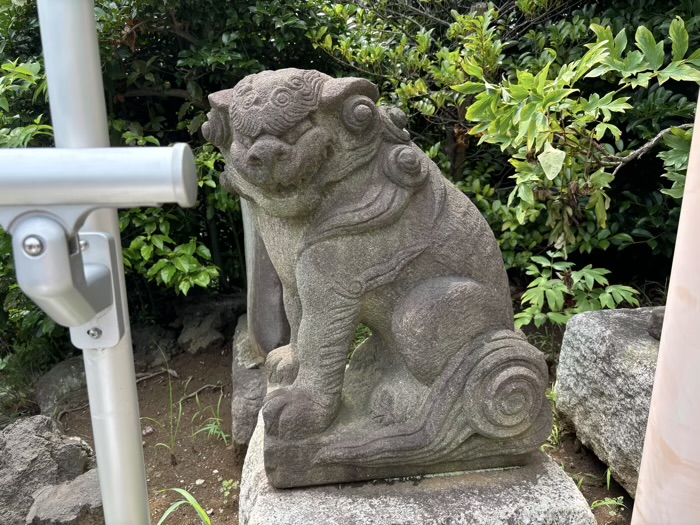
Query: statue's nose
[[246, 137, 287, 170]]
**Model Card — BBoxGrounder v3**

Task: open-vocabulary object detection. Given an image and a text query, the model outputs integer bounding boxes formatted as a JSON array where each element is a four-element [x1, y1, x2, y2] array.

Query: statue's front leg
[[262, 275, 359, 439]]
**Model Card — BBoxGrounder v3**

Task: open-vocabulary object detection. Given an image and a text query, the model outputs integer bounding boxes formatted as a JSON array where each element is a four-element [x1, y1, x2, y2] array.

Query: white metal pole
[[36, 1, 151, 524], [632, 96, 700, 523]]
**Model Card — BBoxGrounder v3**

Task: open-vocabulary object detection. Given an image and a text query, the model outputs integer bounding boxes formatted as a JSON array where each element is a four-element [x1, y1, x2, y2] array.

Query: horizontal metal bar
[[0, 144, 197, 208]]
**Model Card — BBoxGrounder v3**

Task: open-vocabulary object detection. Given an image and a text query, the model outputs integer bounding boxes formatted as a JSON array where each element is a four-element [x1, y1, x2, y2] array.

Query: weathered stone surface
[[240, 419, 595, 525], [204, 69, 551, 488], [647, 306, 665, 340], [556, 307, 661, 497], [176, 296, 244, 355], [231, 314, 267, 445], [35, 356, 86, 415], [0, 416, 94, 525], [241, 199, 290, 361], [131, 323, 178, 370], [26, 468, 103, 525], [178, 309, 225, 355]]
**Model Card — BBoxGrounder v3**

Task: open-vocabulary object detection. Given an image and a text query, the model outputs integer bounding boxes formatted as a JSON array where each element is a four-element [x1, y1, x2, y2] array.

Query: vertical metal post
[[632, 95, 700, 523], [36, 1, 151, 524]]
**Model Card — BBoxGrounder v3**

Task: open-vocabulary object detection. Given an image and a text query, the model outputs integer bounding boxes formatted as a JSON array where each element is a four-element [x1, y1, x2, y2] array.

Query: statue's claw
[[265, 344, 299, 386], [262, 386, 335, 439]]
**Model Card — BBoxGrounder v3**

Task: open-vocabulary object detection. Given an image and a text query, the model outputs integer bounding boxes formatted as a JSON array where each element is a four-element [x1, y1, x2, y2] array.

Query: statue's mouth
[[222, 165, 320, 217]]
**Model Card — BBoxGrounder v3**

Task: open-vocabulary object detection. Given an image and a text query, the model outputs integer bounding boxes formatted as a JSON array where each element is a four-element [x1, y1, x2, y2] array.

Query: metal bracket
[[8, 214, 124, 349], [69, 232, 125, 349], [0, 143, 197, 350]]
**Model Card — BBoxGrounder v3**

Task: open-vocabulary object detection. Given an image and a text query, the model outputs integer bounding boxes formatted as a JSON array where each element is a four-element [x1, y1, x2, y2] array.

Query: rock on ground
[[239, 417, 595, 525], [26, 468, 103, 525], [555, 307, 661, 497], [230, 315, 266, 446], [131, 323, 179, 370], [0, 416, 95, 525], [35, 356, 86, 415], [177, 296, 245, 355]]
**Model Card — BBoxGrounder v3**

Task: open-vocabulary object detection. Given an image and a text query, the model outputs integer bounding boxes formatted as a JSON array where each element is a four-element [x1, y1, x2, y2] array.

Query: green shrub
[[306, 0, 698, 325]]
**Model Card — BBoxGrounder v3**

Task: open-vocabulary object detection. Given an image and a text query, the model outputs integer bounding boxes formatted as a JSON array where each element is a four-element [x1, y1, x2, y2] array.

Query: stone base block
[[240, 419, 595, 525]]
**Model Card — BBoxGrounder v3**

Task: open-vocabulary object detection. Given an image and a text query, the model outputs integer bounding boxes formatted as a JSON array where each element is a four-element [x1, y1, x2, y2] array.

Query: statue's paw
[[265, 344, 299, 386], [262, 386, 335, 439]]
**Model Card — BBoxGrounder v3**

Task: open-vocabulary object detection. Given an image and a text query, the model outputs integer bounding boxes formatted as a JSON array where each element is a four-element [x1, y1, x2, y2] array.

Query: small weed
[[157, 488, 210, 525], [142, 353, 190, 466], [570, 471, 602, 489], [591, 496, 626, 516], [192, 391, 230, 445], [540, 387, 561, 451], [606, 468, 612, 490], [348, 323, 372, 362], [220, 478, 240, 505]]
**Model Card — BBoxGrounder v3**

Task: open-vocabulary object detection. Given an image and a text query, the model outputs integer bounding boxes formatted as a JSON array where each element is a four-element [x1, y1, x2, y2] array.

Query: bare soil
[[549, 429, 633, 525], [60, 334, 633, 525], [62, 344, 242, 525]]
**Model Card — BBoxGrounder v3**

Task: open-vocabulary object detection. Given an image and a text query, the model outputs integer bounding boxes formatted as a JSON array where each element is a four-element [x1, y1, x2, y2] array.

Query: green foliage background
[[0, 0, 696, 410]]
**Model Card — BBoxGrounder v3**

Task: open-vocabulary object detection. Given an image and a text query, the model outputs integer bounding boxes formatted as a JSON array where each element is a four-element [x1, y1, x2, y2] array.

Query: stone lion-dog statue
[[204, 69, 551, 488]]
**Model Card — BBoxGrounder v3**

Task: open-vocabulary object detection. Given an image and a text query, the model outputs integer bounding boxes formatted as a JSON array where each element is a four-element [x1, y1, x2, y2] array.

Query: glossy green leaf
[[669, 17, 689, 61], [538, 142, 566, 181]]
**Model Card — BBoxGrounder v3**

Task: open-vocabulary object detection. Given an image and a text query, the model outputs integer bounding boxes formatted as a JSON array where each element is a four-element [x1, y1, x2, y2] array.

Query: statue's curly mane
[[302, 108, 446, 252], [229, 69, 331, 137]]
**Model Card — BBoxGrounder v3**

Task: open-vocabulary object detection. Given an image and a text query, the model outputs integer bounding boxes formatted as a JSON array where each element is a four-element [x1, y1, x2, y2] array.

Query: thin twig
[[55, 403, 89, 423], [612, 124, 693, 177], [181, 383, 223, 403], [54, 368, 178, 422], [120, 88, 207, 108], [136, 368, 178, 384]]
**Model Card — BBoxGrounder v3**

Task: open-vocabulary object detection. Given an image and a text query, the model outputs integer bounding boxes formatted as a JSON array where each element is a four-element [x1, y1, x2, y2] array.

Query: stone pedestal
[[240, 418, 595, 525]]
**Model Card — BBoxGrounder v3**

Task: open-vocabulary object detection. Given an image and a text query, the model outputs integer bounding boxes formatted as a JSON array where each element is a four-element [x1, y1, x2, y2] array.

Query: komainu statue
[[204, 69, 552, 488]]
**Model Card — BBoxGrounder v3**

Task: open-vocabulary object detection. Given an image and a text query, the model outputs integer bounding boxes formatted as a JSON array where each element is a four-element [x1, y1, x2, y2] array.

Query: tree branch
[[612, 124, 693, 177], [120, 88, 207, 108]]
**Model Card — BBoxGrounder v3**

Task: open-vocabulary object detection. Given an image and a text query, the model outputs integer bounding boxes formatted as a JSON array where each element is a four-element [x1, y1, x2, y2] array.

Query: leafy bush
[[306, 0, 700, 325], [515, 251, 639, 328], [0, 0, 328, 412], [0, 0, 695, 382]]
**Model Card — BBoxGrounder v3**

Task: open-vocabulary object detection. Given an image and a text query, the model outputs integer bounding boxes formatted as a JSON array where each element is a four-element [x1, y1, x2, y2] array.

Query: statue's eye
[[282, 119, 313, 145]]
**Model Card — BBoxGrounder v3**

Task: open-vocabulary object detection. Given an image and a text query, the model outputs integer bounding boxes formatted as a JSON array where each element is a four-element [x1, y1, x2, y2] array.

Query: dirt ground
[[62, 344, 242, 525], [549, 431, 633, 525], [60, 334, 633, 525]]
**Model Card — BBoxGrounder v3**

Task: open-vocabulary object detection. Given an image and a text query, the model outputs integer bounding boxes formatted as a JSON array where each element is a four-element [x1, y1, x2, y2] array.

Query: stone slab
[[555, 307, 660, 497], [240, 418, 595, 525]]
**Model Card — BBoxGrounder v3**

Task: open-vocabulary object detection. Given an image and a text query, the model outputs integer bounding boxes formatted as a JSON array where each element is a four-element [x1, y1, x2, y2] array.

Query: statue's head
[[203, 69, 385, 218]]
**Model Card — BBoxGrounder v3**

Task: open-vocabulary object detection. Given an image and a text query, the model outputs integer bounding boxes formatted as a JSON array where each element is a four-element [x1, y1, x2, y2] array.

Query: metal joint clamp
[[0, 144, 198, 349]]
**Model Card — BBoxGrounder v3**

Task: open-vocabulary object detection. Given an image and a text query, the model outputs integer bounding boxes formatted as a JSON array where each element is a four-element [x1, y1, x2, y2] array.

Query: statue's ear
[[208, 88, 235, 110], [321, 77, 379, 106]]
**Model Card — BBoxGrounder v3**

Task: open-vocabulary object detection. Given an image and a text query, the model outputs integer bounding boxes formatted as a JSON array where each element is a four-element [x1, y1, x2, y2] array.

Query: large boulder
[[555, 307, 662, 497], [35, 356, 86, 416], [26, 468, 103, 525], [176, 296, 245, 355], [131, 323, 179, 370], [0, 416, 95, 525]]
